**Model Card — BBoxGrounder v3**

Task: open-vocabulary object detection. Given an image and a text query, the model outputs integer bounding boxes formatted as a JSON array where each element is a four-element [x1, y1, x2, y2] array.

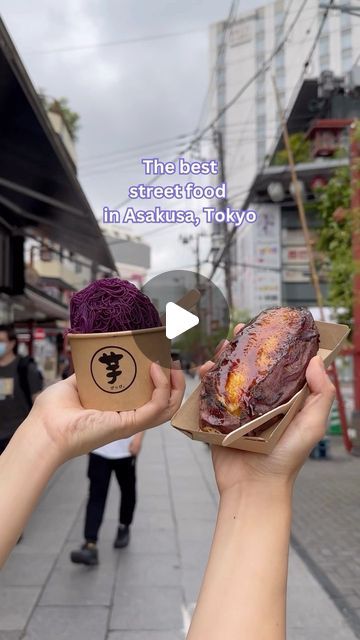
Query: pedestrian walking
[[0, 323, 43, 455], [70, 432, 144, 565]]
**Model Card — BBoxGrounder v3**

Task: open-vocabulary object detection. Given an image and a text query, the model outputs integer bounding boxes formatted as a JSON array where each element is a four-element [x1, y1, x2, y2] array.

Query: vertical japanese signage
[[252, 204, 281, 314]]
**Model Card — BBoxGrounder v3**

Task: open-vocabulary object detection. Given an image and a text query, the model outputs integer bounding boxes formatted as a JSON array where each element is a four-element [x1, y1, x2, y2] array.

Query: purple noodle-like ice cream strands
[[69, 278, 161, 333]]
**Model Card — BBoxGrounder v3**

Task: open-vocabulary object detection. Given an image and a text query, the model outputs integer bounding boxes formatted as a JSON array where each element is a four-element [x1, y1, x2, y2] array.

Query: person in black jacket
[[0, 323, 43, 454]]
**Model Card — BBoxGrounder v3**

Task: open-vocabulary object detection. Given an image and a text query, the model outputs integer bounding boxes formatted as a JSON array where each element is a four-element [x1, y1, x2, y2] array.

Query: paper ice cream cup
[[68, 326, 170, 411]]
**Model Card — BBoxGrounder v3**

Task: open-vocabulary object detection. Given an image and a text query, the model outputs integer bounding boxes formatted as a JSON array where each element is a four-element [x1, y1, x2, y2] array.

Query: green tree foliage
[[272, 132, 311, 166], [316, 167, 353, 326], [39, 91, 80, 141], [49, 98, 80, 141]]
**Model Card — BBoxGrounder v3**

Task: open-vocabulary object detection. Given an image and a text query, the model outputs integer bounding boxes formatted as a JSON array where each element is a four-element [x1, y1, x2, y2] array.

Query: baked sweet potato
[[200, 307, 319, 435]]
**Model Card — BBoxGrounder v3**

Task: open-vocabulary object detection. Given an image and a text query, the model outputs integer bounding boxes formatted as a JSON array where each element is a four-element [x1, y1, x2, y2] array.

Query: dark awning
[[12, 285, 69, 322], [0, 17, 116, 271]]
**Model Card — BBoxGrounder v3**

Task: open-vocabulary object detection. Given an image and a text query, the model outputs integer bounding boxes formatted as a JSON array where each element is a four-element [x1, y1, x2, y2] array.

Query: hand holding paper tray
[[171, 320, 349, 454]]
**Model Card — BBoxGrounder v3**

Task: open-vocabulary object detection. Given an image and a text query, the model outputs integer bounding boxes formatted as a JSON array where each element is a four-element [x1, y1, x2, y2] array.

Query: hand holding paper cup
[[68, 279, 170, 412]]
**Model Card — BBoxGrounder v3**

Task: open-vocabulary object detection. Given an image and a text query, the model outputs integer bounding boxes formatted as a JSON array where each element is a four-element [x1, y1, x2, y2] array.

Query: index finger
[[199, 360, 215, 379], [233, 323, 245, 336], [169, 365, 185, 411]]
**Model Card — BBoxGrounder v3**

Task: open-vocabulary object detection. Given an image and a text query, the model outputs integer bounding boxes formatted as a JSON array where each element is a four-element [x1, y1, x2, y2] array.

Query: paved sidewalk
[[0, 384, 357, 639], [292, 437, 360, 638]]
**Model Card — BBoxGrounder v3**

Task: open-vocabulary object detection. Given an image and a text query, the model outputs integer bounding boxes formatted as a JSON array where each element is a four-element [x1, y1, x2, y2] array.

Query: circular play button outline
[[134, 269, 230, 371]]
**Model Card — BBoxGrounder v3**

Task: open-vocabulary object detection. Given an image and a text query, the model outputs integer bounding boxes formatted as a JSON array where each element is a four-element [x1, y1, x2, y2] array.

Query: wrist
[[219, 478, 293, 509], [19, 414, 64, 471]]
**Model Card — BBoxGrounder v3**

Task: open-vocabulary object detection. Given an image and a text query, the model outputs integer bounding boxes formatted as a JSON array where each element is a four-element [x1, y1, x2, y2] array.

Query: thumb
[[288, 356, 335, 451], [305, 355, 335, 414]]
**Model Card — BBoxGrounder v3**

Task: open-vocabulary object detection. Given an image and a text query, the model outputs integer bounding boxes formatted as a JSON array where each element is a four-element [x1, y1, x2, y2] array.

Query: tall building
[[209, 0, 360, 312]]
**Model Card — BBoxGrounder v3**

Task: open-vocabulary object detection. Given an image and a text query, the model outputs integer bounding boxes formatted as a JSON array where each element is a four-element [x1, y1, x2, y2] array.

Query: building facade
[[102, 228, 151, 287], [209, 0, 360, 313]]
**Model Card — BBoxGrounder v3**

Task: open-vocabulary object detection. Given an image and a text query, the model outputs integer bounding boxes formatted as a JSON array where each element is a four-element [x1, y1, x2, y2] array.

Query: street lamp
[[267, 181, 285, 202]]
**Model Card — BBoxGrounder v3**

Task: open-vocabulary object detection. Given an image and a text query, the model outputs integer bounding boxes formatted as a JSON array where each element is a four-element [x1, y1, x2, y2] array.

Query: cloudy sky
[[2, 0, 270, 279]]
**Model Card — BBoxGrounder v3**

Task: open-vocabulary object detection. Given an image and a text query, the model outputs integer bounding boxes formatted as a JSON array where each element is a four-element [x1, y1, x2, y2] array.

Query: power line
[[24, 26, 206, 55], [219, 18, 360, 72], [80, 145, 186, 177], [223, 0, 314, 175], [209, 0, 335, 282], [112, 0, 308, 212], [79, 133, 191, 166], [83, 132, 298, 179], [203, 0, 309, 143], [193, 0, 241, 136]]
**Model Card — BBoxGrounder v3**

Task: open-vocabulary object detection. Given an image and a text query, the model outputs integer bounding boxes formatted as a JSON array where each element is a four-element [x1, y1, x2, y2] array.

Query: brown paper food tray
[[171, 320, 350, 454]]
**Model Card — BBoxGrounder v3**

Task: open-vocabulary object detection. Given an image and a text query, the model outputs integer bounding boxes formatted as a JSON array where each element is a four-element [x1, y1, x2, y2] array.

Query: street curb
[[291, 533, 360, 639]]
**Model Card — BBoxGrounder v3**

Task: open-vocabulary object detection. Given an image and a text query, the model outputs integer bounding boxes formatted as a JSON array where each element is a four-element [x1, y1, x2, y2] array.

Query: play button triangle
[[165, 302, 199, 340]]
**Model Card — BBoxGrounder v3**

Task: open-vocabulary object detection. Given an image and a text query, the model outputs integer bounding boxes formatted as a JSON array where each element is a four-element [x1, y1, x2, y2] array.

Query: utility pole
[[195, 234, 201, 290], [179, 233, 206, 290], [350, 121, 360, 452], [273, 75, 352, 453], [213, 128, 233, 310]]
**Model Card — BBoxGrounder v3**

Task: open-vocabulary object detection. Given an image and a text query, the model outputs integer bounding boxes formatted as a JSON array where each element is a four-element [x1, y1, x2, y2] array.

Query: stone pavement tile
[[108, 633, 183, 640], [23, 507, 78, 553], [178, 539, 212, 571], [133, 509, 174, 531], [129, 527, 177, 555], [181, 567, 203, 605], [136, 481, 169, 496], [171, 489, 213, 509], [292, 439, 360, 636], [169, 475, 207, 491], [172, 499, 216, 520], [137, 463, 168, 480], [23, 459, 87, 554], [23, 606, 108, 640], [39, 543, 118, 606], [0, 587, 39, 631], [115, 552, 181, 587], [110, 585, 183, 631], [0, 632, 22, 640], [0, 551, 55, 586], [177, 517, 215, 545], [134, 495, 172, 513], [288, 631, 313, 640], [287, 550, 357, 640]]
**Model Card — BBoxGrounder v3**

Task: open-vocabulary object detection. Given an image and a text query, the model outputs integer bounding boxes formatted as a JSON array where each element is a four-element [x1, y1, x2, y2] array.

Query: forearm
[[0, 417, 61, 567], [187, 482, 292, 640]]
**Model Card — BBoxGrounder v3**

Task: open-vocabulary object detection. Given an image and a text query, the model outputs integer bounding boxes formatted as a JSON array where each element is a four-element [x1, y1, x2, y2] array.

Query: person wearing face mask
[[0, 323, 43, 455]]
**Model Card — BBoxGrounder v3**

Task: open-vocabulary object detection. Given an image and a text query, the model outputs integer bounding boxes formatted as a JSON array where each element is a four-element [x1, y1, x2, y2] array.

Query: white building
[[102, 227, 151, 287], [209, 0, 360, 314]]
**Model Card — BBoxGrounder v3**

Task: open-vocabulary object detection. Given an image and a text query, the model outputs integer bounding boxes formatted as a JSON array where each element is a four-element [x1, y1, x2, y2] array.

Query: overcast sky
[[2, 0, 270, 279]]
